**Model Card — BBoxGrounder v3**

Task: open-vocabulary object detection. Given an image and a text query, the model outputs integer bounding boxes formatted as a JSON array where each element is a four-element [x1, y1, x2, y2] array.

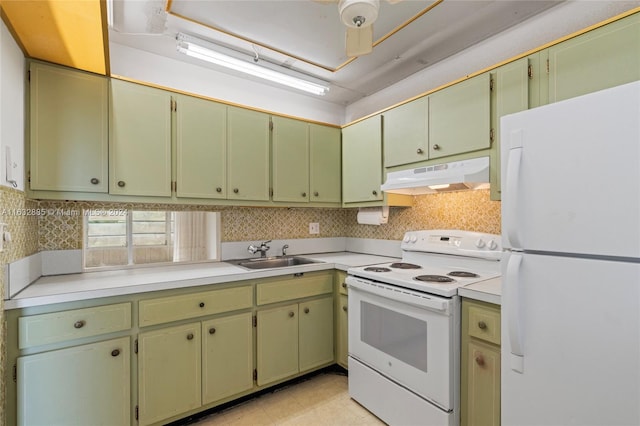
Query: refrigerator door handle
[[507, 253, 525, 373], [505, 130, 523, 249]]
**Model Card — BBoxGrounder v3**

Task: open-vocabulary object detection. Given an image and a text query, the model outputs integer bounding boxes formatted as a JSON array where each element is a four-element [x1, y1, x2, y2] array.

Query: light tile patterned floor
[[190, 372, 385, 426]]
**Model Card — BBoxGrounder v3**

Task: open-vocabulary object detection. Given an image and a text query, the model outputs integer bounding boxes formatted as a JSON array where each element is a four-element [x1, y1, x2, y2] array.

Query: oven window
[[360, 301, 428, 372]]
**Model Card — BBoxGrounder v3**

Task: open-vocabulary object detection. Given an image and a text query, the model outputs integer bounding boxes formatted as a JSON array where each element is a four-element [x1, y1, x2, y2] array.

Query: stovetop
[[347, 230, 502, 298]]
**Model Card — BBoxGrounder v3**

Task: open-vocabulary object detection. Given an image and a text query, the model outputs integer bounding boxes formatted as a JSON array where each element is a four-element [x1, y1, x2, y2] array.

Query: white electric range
[[346, 230, 501, 426]]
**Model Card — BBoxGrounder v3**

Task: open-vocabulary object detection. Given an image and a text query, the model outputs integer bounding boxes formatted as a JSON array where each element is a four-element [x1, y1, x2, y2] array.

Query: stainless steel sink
[[228, 256, 319, 270]]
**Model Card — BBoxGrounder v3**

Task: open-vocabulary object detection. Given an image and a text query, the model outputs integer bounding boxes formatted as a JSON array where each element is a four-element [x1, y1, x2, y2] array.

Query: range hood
[[381, 156, 490, 195]]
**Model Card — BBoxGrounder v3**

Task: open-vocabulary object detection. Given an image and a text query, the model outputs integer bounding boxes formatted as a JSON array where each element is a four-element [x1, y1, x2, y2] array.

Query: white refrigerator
[[500, 81, 640, 425]]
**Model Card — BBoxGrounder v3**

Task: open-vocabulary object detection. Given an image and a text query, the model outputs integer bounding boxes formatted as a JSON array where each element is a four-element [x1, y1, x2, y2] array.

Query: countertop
[[5, 252, 398, 310], [458, 277, 501, 306]]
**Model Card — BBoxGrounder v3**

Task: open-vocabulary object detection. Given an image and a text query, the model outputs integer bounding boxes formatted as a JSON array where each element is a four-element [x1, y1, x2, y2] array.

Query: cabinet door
[[299, 296, 334, 371], [256, 304, 299, 386], [429, 73, 491, 159], [138, 323, 201, 426], [342, 115, 383, 203], [110, 79, 172, 197], [17, 337, 130, 426], [202, 312, 253, 405], [549, 13, 640, 103], [272, 116, 310, 202], [336, 294, 349, 369], [383, 96, 429, 167], [309, 124, 341, 203], [227, 107, 270, 201], [176, 95, 227, 199], [463, 340, 501, 426], [29, 62, 108, 192]]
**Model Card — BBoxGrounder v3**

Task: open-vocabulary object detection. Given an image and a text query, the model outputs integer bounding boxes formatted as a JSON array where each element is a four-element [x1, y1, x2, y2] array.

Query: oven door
[[347, 275, 457, 411]]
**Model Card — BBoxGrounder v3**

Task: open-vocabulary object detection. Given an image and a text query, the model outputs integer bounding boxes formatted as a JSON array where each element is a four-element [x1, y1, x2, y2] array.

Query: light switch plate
[[309, 223, 320, 234]]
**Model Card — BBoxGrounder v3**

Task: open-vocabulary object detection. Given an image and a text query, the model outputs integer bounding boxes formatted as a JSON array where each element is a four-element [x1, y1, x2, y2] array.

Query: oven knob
[[476, 238, 486, 248], [409, 235, 418, 243], [403, 236, 411, 243], [487, 239, 498, 250]]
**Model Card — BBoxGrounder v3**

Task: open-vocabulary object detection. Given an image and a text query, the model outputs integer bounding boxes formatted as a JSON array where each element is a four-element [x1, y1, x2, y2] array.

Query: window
[[84, 210, 219, 269]]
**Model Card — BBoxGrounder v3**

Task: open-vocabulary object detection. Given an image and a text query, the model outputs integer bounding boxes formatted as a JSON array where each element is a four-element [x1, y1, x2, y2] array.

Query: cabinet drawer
[[139, 285, 253, 327], [257, 272, 333, 305], [467, 304, 501, 345], [19, 303, 132, 349]]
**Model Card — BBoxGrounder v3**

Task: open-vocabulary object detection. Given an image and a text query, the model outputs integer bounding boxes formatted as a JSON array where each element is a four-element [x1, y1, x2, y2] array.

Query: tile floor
[[188, 371, 385, 425]]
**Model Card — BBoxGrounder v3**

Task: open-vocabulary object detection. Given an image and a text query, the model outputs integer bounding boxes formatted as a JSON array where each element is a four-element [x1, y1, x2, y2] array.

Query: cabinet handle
[[475, 355, 485, 367], [288, 311, 295, 318], [209, 327, 216, 335], [314, 191, 319, 197], [73, 320, 85, 329], [117, 180, 126, 188], [216, 187, 222, 193], [90, 178, 100, 185], [342, 306, 348, 312], [416, 148, 423, 154], [372, 190, 378, 196], [478, 321, 487, 330], [233, 188, 239, 194], [432, 144, 441, 151], [187, 333, 194, 340], [199, 302, 205, 308], [111, 349, 120, 357], [304, 307, 310, 314]]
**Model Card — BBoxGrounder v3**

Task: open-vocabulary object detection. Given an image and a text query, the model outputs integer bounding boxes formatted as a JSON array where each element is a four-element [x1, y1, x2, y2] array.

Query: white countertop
[[458, 277, 501, 305], [5, 252, 398, 310]]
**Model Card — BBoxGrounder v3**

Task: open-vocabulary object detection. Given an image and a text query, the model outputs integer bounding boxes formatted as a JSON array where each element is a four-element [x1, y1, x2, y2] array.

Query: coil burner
[[413, 275, 456, 283], [389, 262, 422, 270], [364, 267, 392, 273], [447, 271, 480, 278]]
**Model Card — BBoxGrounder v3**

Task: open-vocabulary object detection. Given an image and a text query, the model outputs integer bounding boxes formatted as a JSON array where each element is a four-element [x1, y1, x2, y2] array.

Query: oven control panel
[[401, 230, 501, 260]]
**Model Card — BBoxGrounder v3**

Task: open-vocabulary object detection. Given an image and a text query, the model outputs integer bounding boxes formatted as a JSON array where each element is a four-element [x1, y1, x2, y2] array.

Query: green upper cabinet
[[383, 96, 429, 167], [429, 73, 492, 159], [109, 79, 172, 197], [272, 116, 310, 203], [29, 62, 108, 193], [227, 106, 271, 201], [549, 12, 640, 103], [309, 124, 342, 203], [176, 95, 227, 199], [342, 115, 384, 203]]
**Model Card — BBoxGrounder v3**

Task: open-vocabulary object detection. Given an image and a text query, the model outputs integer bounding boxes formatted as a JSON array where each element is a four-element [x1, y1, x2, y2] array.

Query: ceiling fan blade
[[346, 25, 373, 57]]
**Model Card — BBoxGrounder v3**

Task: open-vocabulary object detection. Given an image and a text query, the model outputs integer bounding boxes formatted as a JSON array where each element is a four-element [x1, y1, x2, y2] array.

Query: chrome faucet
[[248, 240, 271, 258]]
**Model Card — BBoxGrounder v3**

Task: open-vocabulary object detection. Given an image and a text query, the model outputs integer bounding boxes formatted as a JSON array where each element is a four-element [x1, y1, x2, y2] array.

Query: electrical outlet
[[309, 223, 320, 234]]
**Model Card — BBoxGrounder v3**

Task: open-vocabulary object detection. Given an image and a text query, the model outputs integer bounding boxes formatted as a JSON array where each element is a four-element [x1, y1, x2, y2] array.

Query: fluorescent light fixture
[[176, 35, 330, 96], [428, 184, 450, 190]]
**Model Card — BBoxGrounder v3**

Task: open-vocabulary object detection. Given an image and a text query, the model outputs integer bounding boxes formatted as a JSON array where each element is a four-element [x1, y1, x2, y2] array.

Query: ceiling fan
[[317, 0, 403, 57]]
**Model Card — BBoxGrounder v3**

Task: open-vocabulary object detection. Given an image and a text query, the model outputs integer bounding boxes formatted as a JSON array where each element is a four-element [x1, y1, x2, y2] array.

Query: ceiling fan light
[[339, 0, 379, 28]]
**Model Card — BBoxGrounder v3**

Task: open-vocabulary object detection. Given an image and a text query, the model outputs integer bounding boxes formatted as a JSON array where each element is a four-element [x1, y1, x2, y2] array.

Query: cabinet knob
[[288, 311, 295, 318], [199, 302, 205, 308], [209, 327, 216, 335], [302, 192, 307, 197], [233, 188, 239, 194], [304, 307, 310, 314], [475, 355, 485, 367], [478, 321, 487, 330], [111, 349, 120, 357], [432, 144, 441, 151], [342, 282, 347, 288], [416, 148, 424, 154], [74, 320, 85, 329], [187, 333, 194, 340], [216, 187, 222, 193], [90, 178, 99, 185], [314, 192, 319, 197], [117, 180, 126, 188], [342, 306, 348, 312], [372, 190, 378, 196]]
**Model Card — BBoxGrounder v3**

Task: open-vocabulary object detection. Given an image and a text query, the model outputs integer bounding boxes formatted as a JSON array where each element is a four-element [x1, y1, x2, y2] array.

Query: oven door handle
[[347, 277, 450, 314]]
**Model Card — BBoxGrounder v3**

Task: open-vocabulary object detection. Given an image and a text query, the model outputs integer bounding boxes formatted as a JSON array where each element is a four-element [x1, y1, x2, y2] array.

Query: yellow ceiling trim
[[0, 0, 108, 75]]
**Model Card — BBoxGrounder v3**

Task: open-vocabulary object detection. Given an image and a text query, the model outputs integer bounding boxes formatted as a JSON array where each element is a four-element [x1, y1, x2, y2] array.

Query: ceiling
[[109, 0, 564, 105]]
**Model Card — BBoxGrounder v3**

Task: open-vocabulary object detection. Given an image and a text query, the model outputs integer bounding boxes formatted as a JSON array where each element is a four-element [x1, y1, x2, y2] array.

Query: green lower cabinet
[[336, 294, 349, 369], [202, 313, 254, 404], [256, 304, 299, 386], [138, 323, 202, 426], [463, 340, 501, 426], [299, 297, 334, 372], [17, 337, 130, 426]]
